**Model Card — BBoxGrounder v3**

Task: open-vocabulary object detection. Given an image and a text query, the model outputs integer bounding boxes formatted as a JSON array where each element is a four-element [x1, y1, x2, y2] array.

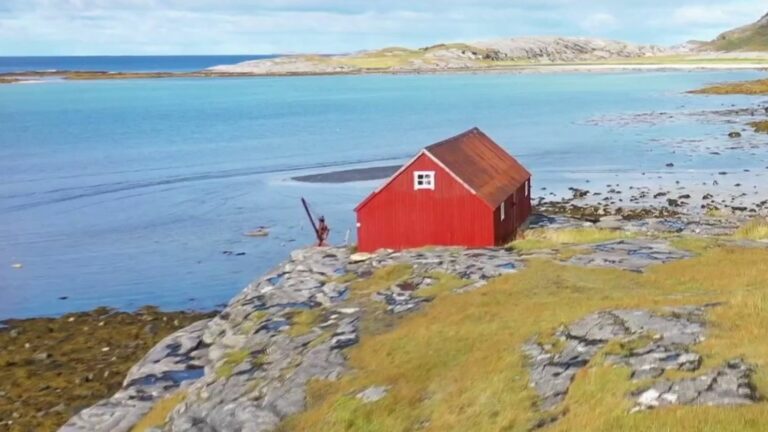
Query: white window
[[500, 201, 506, 221], [414, 171, 435, 190]]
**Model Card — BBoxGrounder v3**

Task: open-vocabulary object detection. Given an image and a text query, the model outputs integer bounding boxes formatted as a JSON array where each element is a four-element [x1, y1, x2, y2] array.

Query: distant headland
[[4, 12, 768, 83]]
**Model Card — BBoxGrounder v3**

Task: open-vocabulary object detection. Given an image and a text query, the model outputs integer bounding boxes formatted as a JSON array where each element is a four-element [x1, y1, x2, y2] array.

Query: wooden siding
[[356, 153, 494, 252], [493, 180, 532, 245]]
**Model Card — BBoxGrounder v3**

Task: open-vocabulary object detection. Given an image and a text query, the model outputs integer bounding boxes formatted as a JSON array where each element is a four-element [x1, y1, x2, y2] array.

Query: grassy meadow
[[279, 240, 768, 432]]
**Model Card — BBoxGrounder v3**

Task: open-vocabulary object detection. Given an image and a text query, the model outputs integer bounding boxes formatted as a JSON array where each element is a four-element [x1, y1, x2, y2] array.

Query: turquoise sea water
[[1, 71, 766, 319], [0, 55, 275, 73]]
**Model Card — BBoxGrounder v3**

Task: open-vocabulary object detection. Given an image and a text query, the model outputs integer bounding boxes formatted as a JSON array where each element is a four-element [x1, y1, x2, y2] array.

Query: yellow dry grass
[[287, 309, 324, 337], [735, 218, 768, 240], [130, 390, 186, 432], [508, 227, 633, 252], [281, 247, 768, 432], [691, 79, 768, 95], [749, 121, 768, 134], [669, 236, 723, 255]]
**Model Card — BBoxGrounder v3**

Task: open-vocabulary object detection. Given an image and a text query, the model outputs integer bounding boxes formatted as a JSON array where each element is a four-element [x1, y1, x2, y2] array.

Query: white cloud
[[668, 4, 759, 26], [580, 13, 619, 33], [0, 1, 765, 54]]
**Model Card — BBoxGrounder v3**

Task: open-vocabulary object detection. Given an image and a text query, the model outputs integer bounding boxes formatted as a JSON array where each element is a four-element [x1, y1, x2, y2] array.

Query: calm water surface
[[1, 70, 766, 319], [0, 55, 274, 73]]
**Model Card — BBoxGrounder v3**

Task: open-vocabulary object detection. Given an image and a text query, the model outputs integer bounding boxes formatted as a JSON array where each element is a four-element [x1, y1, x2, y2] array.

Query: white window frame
[[500, 201, 506, 221], [414, 171, 435, 190]]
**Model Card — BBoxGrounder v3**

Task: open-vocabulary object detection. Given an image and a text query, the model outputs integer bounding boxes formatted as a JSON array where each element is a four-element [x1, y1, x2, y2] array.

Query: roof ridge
[[425, 127, 481, 151]]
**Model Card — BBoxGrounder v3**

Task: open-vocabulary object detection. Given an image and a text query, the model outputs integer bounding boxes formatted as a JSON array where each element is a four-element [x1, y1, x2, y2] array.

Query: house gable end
[[355, 151, 480, 213]]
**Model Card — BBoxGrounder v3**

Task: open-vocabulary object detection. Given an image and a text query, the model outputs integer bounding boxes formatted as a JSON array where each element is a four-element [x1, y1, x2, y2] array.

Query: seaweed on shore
[[690, 78, 768, 95], [0, 306, 215, 432]]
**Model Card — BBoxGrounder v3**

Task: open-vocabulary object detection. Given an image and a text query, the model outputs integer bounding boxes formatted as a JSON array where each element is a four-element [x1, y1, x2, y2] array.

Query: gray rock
[[523, 305, 758, 414], [356, 386, 389, 403]]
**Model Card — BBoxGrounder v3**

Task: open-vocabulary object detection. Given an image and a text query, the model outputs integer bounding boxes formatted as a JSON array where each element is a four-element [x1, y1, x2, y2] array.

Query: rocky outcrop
[[166, 247, 523, 431], [524, 306, 758, 412], [566, 239, 693, 272], [633, 359, 755, 410], [207, 56, 356, 75], [473, 37, 667, 63], [61, 216, 762, 431], [208, 37, 670, 75], [63, 246, 522, 432]]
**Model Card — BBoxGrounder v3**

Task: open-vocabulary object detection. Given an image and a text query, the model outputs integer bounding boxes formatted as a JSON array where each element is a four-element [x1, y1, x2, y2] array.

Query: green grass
[[669, 236, 723, 255], [216, 349, 252, 378], [415, 272, 470, 299], [708, 25, 768, 52], [348, 264, 413, 298], [287, 309, 324, 337], [281, 247, 768, 431], [239, 311, 269, 335], [602, 334, 657, 358], [507, 227, 633, 252], [334, 272, 359, 284], [734, 218, 768, 240]]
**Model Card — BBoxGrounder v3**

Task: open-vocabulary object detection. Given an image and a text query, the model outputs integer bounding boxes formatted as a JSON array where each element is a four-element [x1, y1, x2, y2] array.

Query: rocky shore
[[51, 210, 768, 431], [0, 307, 215, 432]]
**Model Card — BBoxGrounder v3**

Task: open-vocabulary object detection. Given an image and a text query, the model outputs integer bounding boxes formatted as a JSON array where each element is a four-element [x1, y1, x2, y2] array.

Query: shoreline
[[0, 306, 216, 431], [47, 211, 768, 431], [5, 208, 766, 431], [2, 62, 768, 84]]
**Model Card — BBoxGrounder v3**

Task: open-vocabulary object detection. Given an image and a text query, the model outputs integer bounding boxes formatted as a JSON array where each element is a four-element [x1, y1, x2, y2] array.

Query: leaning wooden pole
[[301, 197, 320, 243]]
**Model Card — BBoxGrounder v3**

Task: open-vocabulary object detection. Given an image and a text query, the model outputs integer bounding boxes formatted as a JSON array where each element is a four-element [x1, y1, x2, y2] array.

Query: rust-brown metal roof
[[425, 127, 531, 207]]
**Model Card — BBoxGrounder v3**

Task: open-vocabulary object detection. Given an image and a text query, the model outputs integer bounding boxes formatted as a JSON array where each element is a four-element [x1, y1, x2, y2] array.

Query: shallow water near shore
[[0, 55, 275, 73], [1, 70, 768, 319]]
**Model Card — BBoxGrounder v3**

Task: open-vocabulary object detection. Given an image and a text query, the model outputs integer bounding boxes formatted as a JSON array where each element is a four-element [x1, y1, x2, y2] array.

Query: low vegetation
[[216, 349, 252, 378], [130, 390, 187, 432], [348, 264, 413, 298], [415, 272, 470, 299], [347, 264, 415, 337], [287, 309, 324, 337], [734, 217, 768, 240], [282, 247, 768, 431], [691, 79, 768, 95], [507, 227, 633, 252], [0, 307, 214, 432], [749, 120, 768, 134], [669, 236, 723, 255]]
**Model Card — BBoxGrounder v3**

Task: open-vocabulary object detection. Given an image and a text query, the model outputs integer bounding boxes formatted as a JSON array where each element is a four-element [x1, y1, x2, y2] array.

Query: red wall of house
[[356, 154, 495, 252], [493, 180, 532, 245]]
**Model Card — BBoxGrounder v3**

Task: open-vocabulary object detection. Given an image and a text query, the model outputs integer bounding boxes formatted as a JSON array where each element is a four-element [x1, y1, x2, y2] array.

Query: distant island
[[3, 12, 768, 82]]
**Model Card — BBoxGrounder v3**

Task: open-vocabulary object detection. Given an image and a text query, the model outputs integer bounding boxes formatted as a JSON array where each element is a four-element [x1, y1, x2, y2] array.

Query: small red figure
[[317, 216, 330, 246]]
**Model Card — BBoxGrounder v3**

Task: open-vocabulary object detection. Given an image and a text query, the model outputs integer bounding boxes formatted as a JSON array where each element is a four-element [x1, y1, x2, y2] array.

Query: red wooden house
[[355, 127, 532, 252]]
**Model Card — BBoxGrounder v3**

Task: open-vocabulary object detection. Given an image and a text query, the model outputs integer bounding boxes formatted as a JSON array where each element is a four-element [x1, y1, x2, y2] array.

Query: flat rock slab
[[524, 306, 758, 413], [356, 386, 389, 403], [567, 239, 693, 272], [634, 359, 756, 411]]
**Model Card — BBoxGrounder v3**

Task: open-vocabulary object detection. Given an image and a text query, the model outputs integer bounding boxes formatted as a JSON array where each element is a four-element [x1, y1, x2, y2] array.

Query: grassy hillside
[[706, 12, 768, 51], [280, 242, 768, 431]]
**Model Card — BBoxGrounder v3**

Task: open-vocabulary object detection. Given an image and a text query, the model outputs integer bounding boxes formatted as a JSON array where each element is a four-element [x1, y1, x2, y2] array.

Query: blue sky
[[0, 1, 765, 55]]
